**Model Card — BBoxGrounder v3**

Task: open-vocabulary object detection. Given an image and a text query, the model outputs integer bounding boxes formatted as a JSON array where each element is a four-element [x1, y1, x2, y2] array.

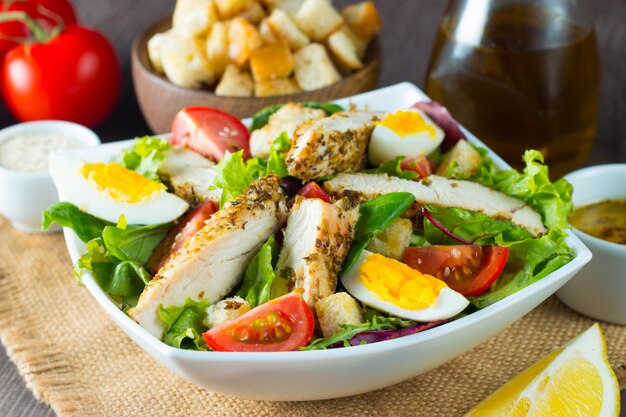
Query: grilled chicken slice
[[286, 111, 384, 181], [158, 147, 221, 205], [129, 174, 287, 338], [250, 103, 326, 158], [274, 197, 359, 308], [324, 173, 547, 237]]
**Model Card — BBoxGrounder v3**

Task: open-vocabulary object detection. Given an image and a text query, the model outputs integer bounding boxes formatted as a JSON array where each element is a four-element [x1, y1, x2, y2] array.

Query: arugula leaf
[[42, 202, 111, 242], [159, 298, 211, 350], [102, 223, 171, 266], [250, 102, 344, 131], [342, 192, 415, 275], [266, 131, 291, 177], [364, 156, 419, 180], [237, 235, 280, 307], [116, 136, 171, 181], [212, 150, 265, 207]]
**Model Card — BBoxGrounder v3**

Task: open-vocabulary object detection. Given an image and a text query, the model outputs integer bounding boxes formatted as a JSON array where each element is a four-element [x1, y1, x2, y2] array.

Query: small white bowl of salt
[[0, 121, 100, 233]]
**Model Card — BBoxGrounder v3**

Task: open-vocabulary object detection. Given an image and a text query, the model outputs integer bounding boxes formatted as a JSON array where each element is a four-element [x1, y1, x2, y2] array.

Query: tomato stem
[[0, 10, 58, 43]]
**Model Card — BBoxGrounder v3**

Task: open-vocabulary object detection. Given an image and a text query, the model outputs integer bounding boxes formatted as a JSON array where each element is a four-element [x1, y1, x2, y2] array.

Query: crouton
[[259, 18, 278, 43], [339, 26, 367, 59], [147, 30, 175, 74], [250, 42, 294, 81], [172, 0, 218, 37], [327, 29, 363, 70], [228, 17, 263, 66], [294, 0, 343, 42], [214, 0, 253, 19], [161, 36, 215, 88], [436, 140, 483, 179], [205, 21, 230, 77], [254, 77, 300, 96], [203, 296, 252, 328], [293, 43, 340, 91], [237, 0, 267, 25], [341, 1, 382, 43], [215, 64, 254, 96], [261, 0, 304, 17], [267, 9, 310, 51], [366, 217, 413, 260], [315, 292, 363, 338]]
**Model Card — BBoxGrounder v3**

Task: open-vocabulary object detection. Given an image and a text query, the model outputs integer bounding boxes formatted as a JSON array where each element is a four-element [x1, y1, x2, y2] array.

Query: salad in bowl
[[43, 83, 589, 400]]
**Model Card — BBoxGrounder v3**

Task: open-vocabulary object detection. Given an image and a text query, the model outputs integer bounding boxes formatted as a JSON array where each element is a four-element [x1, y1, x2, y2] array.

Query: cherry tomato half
[[401, 156, 432, 179], [171, 107, 251, 162], [403, 245, 509, 297], [2, 25, 120, 127], [148, 200, 217, 273], [297, 182, 331, 203], [203, 292, 314, 352]]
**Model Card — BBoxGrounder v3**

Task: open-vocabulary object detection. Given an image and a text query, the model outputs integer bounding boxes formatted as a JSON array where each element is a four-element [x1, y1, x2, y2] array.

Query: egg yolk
[[81, 162, 165, 203], [359, 253, 447, 310], [379, 110, 437, 138]]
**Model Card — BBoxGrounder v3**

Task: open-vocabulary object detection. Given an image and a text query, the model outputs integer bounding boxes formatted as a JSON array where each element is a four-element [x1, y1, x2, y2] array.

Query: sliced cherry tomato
[[297, 182, 331, 203], [171, 107, 251, 162], [203, 292, 314, 352], [403, 245, 509, 297], [148, 200, 217, 273], [401, 156, 433, 179]]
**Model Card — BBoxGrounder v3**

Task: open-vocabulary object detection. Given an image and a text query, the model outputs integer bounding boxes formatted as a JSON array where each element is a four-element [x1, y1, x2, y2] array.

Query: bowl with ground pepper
[[557, 164, 626, 324]]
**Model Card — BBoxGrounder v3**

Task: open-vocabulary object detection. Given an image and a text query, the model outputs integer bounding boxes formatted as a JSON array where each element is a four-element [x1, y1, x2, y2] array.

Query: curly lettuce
[[115, 136, 171, 181]]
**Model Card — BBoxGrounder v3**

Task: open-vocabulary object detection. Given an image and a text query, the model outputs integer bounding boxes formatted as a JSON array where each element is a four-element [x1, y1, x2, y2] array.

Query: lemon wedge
[[464, 324, 620, 417]]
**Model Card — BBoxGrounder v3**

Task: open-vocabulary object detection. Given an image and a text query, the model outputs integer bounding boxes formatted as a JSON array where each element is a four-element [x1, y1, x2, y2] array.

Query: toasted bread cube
[[259, 18, 278, 43], [215, 64, 254, 96], [214, 0, 253, 19], [250, 42, 294, 81], [294, 0, 343, 42], [147, 30, 175, 74], [237, 0, 267, 25], [161, 36, 215, 88], [436, 140, 483, 178], [340, 26, 367, 59], [260, 0, 303, 17], [341, 1, 382, 43], [203, 296, 252, 328], [366, 218, 413, 260], [228, 17, 263, 66], [293, 43, 340, 91], [205, 21, 230, 77], [267, 9, 310, 51], [172, 0, 218, 37], [254, 77, 300, 96], [315, 292, 363, 338], [327, 29, 363, 70]]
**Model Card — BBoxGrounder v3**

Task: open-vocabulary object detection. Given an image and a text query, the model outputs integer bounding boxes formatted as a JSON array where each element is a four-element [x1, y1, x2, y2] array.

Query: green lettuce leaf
[[42, 202, 111, 242], [265, 131, 291, 177], [342, 192, 415, 275], [250, 102, 344, 131], [212, 150, 266, 207], [102, 223, 171, 266], [237, 235, 280, 307], [159, 298, 211, 350], [364, 156, 420, 180], [115, 136, 171, 181]]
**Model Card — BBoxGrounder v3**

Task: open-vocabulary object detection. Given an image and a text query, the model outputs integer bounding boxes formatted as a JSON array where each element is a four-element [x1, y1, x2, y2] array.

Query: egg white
[[50, 154, 189, 225], [368, 109, 445, 166], [341, 250, 469, 322]]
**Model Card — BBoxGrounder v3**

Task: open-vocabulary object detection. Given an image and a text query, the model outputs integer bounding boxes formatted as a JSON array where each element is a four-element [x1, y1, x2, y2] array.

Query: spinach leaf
[[115, 136, 171, 181], [102, 223, 171, 266], [237, 235, 280, 307], [159, 298, 211, 350], [364, 156, 419, 180], [342, 192, 415, 275], [42, 202, 111, 242], [250, 102, 344, 131]]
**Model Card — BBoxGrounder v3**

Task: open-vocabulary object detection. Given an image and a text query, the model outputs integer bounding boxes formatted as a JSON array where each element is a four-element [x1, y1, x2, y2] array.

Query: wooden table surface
[[1, 1, 624, 416]]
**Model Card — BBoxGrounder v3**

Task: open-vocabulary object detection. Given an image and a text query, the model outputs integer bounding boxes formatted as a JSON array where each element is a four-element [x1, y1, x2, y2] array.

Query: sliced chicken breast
[[324, 173, 547, 237], [274, 197, 360, 308], [286, 111, 384, 181], [158, 147, 221, 205], [129, 174, 287, 338], [250, 103, 326, 158]]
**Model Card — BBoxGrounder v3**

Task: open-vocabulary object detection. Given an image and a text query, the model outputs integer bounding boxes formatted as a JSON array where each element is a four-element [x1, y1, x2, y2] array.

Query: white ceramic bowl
[[57, 83, 592, 400], [0, 121, 100, 233], [556, 164, 626, 324]]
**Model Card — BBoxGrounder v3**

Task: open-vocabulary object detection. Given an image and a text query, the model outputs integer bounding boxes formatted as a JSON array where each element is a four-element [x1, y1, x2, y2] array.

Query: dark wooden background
[[1, 1, 624, 415]]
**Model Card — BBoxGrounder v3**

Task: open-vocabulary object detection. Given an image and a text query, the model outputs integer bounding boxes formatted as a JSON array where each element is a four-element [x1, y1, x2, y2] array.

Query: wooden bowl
[[132, 17, 381, 134]]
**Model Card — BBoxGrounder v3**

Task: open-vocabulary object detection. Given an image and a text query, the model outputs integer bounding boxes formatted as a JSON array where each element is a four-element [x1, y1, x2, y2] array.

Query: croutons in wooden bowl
[[132, 11, 381, 134]]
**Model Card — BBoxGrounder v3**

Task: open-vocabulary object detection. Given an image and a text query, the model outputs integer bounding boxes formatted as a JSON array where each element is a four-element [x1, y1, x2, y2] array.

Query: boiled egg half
[[50, 154, 189, 225], [368, 109, 444, 166], [342, 251, 469, 322]]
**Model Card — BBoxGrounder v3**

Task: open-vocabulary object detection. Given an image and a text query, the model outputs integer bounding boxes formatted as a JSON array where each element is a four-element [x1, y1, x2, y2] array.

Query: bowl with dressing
[[0, 121, 100, 233], [556, 164, 626, 324]]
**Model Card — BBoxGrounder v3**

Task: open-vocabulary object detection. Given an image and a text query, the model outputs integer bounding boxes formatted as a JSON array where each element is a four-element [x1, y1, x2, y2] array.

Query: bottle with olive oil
[[425, 0, 600, 178]]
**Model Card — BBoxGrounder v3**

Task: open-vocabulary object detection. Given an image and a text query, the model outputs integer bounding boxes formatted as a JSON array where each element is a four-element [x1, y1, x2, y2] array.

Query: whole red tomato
[[0, 0, 77, 60], [2, 24, 121, 127]]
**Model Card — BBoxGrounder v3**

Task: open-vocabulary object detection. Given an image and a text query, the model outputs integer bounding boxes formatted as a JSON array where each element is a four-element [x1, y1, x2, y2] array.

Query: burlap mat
[[0, 217, 624, 417]]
